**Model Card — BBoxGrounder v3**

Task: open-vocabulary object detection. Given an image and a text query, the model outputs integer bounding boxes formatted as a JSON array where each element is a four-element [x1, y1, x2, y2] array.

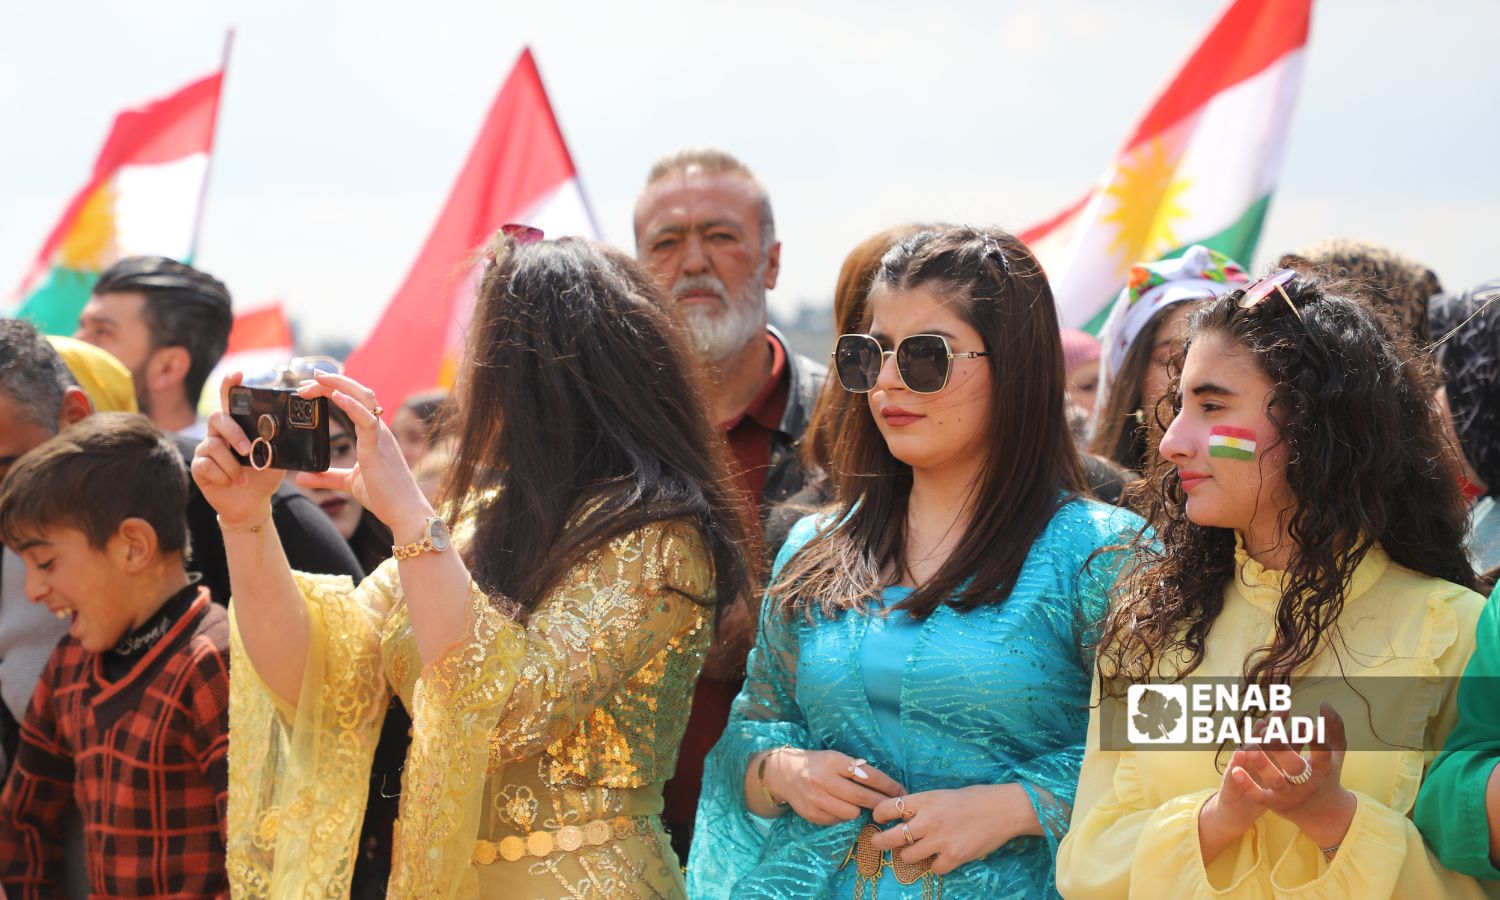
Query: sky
[[2, 0, 1496, 347]]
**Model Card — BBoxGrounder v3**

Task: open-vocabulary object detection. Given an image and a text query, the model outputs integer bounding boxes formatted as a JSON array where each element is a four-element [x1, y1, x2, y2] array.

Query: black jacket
[[760, 326, 826, 518]]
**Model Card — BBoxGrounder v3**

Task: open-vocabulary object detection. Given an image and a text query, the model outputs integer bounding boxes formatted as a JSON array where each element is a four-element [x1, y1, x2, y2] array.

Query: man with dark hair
[[0, 319, 360, 772], [75, 256, 233, 438], [634, 148, 824, 857]]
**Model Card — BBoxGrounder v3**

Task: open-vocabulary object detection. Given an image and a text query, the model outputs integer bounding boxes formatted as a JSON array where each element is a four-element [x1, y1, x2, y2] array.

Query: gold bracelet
[[758, 745, 793, 809], [217, 507, 272, 534]]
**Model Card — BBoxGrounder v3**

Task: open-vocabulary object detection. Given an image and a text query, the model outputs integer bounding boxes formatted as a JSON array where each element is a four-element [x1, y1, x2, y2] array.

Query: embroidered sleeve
[[386, 518, 713, 898], [225, 565, 395, 897]]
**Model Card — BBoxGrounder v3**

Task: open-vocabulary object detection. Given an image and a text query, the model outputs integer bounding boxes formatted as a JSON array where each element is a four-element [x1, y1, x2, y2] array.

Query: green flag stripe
[[17, 267, 99, 336], [1209, 445, 1256, 461]]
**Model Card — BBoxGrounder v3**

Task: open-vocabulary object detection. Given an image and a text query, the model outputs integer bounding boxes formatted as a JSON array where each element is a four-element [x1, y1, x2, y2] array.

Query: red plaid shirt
[[0, 588, 229, 899]]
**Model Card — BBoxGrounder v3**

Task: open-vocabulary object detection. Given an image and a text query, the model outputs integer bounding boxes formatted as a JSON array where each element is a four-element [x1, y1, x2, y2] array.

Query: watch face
[[429, 517, 452, 551]]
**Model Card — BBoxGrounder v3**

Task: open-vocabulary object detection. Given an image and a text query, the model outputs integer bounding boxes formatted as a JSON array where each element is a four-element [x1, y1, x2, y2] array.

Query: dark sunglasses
[[832, 333, 990, 394]]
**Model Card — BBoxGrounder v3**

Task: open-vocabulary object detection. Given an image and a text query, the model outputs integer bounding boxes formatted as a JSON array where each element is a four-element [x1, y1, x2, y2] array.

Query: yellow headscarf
[[46, 336, 138, 414]]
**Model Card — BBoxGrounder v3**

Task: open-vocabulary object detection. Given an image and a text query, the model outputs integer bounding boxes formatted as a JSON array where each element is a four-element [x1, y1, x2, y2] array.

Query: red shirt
[[721, 333, 791, 520]]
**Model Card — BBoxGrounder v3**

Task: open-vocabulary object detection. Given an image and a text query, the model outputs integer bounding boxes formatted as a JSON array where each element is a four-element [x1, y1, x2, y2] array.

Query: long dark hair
[[1097, 272, 1476, 694], [774, 226, 1086, 619], [438, 236, 753, 620]]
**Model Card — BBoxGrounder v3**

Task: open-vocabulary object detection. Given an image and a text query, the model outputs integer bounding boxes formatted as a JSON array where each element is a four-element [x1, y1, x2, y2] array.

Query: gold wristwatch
[[392, 516, 452, 560]]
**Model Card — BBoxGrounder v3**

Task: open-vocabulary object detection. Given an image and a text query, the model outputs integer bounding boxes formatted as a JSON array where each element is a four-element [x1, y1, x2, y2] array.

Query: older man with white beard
[[635, 147, 825, 862]]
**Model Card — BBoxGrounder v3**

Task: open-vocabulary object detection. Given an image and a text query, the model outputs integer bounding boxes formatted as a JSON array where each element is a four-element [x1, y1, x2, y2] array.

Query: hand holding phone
[[228, 385, 331, 472]]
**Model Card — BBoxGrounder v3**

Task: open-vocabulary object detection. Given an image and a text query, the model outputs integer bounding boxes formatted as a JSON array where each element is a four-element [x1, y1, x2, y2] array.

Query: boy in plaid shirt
[[0, 413, 228, 898]]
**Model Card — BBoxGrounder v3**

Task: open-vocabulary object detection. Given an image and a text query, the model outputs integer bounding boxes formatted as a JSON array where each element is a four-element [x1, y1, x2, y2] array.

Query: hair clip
[[484, 223, 546, 269]]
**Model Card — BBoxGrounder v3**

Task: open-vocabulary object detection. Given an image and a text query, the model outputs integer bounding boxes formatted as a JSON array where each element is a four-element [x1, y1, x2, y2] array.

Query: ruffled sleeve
[[226, 566, 396, 897], [686, 516, 818, 900], [1416, 584, 1500, 879], [1261, 582, 1489, 899], [1056, 677, 1263, 899]]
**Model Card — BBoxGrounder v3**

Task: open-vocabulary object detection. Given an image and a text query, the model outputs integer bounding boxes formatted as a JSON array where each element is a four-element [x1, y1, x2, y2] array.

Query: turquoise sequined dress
[[687, 498, 1140, 899]]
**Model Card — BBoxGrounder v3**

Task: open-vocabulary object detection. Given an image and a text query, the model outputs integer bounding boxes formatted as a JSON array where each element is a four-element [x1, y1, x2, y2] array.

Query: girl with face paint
[[1058, 271, 1491, 897]]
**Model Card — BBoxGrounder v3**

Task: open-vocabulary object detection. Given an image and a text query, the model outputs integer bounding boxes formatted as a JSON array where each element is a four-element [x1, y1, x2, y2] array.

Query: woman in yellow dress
[[1056, 268, 1492, 897], [191, 233, 751, 897]]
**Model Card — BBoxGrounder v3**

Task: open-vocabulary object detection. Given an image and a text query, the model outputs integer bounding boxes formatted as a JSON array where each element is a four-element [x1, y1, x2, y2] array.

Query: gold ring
[[894, 796, 907, 818], [901, 823, 914, 846], [249, 437, 274, 471], [372, 405, 384, 417]]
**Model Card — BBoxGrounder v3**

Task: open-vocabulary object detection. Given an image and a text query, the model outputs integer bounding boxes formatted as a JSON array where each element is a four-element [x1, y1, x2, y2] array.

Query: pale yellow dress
[[1056, 542, 1495, 898], [224, 517, 712, 898]]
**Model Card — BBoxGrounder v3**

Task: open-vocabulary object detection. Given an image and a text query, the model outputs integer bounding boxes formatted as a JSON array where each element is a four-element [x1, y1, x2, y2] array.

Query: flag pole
[[188, 27, 234, 264]]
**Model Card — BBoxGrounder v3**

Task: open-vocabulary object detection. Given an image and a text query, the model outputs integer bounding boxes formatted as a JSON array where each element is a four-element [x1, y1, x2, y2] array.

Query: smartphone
[[228, 385, 331, 473]]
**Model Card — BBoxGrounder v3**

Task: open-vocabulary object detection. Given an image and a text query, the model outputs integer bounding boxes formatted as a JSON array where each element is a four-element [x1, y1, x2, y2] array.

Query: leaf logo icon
[[1130, 686, 1185, 743]]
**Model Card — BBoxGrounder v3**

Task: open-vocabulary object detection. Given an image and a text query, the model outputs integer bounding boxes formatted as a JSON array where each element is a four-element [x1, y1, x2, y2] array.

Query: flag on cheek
[[1209, 426, 1257, 461]]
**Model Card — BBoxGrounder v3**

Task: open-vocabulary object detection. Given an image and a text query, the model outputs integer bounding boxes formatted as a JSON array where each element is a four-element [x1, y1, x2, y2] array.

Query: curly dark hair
[[1096, 271, 1475, 695]]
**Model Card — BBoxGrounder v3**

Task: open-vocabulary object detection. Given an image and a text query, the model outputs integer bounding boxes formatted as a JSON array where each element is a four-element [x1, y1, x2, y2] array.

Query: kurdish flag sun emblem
[[1208, 426, 1257, 461]]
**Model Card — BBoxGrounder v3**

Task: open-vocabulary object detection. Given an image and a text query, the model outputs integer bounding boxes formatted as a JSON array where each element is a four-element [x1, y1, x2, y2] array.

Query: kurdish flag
[[345, 48, 599, 416], [12, 71, 225, 335], [1021, 0, 1312, 332], [1209, 426, 1259, 461]]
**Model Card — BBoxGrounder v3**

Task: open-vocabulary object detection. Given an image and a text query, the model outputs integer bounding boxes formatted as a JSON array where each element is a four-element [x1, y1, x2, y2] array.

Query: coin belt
[[471, 815, 651, 865]]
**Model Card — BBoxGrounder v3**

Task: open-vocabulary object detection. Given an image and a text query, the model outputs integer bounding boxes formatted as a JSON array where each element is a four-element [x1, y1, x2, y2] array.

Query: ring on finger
[[1285, 757, 1313, 786], [894, 795, 909, 819], [846, 758, 869, 780], [371, 405, 384, 417], [249, 437, 274, 471], [901, 823, 914, 846]]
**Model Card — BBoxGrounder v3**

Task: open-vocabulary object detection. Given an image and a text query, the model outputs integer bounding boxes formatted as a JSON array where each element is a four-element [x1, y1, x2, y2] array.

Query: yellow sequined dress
[[224, 517, 713, 899]]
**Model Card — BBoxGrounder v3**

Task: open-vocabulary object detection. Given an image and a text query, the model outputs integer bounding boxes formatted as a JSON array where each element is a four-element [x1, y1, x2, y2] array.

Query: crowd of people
[[0, 146, 1496, 898]]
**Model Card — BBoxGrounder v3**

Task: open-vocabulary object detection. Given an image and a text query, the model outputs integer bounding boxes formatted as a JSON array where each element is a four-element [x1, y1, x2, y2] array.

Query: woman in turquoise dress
[[687, 226, 1140, 899]]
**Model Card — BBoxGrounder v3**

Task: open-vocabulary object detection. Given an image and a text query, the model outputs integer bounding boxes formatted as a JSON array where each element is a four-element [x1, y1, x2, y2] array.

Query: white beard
[[672, 267, 768, 365]]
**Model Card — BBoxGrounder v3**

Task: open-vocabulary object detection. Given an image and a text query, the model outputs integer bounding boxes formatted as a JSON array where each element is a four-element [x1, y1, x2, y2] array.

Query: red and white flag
[[14, 69, 225, 335], [345, 48, 598, 412], [1022, 0, 1313, 331]]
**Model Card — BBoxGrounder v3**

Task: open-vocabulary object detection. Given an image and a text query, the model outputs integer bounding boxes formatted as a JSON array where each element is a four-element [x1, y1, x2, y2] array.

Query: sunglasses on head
[[242, 355, 344, 388], [832, 333, 990, 394], [1236, 268, 1302, 321], [500, 222, 545, 244]]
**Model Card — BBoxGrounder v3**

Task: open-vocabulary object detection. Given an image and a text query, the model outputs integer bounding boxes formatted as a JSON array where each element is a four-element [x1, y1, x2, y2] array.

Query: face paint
[[1208, 425, 1258, 461]]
